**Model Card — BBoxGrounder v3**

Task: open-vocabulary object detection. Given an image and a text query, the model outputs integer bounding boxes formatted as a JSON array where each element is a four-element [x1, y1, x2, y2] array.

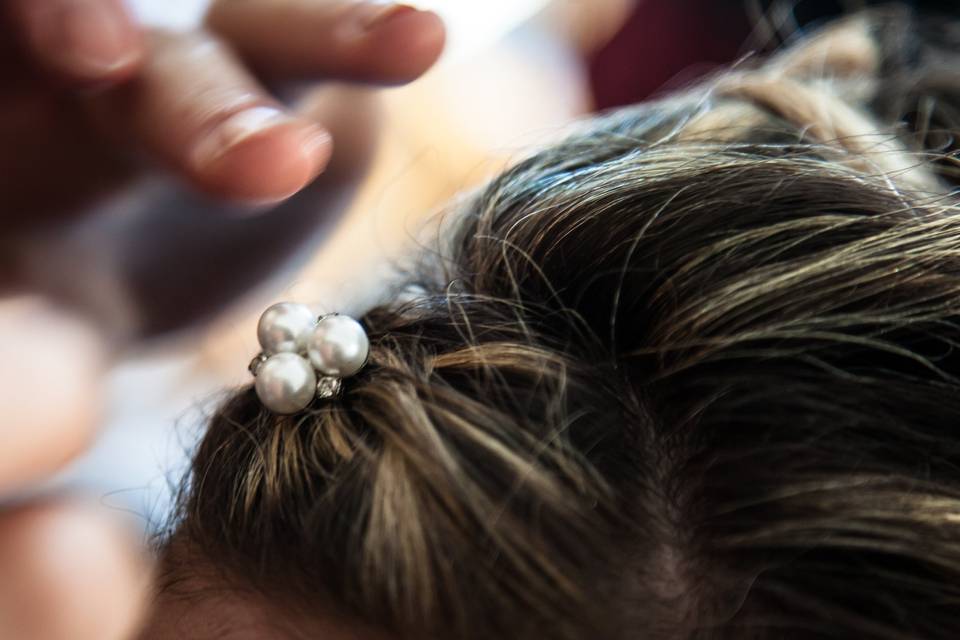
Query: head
[[143, 7, 960, 639]]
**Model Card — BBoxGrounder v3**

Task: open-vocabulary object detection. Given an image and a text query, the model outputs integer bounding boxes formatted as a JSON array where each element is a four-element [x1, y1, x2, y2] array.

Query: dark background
[[589, 0, 959, 109]]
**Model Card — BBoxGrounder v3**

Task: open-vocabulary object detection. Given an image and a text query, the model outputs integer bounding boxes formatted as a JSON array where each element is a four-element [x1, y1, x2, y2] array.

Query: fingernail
[[301, 127, 333, 167], [250, 126, 333, 204], [191, 107, 332, 204], [43, 0, 141, 79], [360, 3, 420, 31], [191, 106, 300, 170]]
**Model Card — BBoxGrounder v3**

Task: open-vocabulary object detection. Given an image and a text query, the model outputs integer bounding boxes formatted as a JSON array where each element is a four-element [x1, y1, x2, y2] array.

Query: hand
[[5, 1, 445, 335], [0, 297, 150, 640], [3, 0, 445, 220], [0, 2, 445, 639]]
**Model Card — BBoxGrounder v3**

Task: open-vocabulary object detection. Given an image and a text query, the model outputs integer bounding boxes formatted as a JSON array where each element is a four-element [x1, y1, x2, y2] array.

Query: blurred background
[[38, 0, 954, 533]]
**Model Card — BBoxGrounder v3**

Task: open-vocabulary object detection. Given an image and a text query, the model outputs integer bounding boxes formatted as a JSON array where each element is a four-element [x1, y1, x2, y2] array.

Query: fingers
[[206, 0, 446, 84], [0, 298, 104, 493], [5, 0, 143, 84], [0, 304, 149, 640], [0, 501, 151, 640], [91, 31, 333, 203]]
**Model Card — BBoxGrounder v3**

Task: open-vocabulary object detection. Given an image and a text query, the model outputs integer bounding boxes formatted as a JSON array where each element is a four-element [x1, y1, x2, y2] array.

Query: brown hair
[[167, 7, 960, 639]]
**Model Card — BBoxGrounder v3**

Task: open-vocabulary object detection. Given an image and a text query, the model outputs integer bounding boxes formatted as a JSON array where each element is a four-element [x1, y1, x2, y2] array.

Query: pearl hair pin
[[249, 302, 370, 414]]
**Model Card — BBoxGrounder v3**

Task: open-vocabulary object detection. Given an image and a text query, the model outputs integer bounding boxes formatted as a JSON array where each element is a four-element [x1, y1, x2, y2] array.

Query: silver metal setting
[[316, 376, 343, 399], [248, 353, 268, 376]]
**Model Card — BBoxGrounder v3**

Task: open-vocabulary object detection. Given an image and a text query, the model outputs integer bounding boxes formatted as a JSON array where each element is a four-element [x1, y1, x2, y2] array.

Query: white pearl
[[257, 302, 316, 354], [254, 353, 317, 414], [307, 315, 369, 377]]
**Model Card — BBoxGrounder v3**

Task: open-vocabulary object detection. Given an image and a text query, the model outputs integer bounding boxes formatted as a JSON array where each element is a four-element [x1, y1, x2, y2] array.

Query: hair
[[165, 6, 960, 639]]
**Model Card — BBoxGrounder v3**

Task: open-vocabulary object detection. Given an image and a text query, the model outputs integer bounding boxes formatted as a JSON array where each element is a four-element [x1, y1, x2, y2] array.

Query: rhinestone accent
[[248, 353, 268, 376], [316, 376, 342, 399]]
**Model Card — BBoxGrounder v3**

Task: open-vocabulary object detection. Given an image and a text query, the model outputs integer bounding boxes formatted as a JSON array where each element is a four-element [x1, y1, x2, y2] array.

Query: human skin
[[0, 2, 445, 639], [2, 0, 445, 218]]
